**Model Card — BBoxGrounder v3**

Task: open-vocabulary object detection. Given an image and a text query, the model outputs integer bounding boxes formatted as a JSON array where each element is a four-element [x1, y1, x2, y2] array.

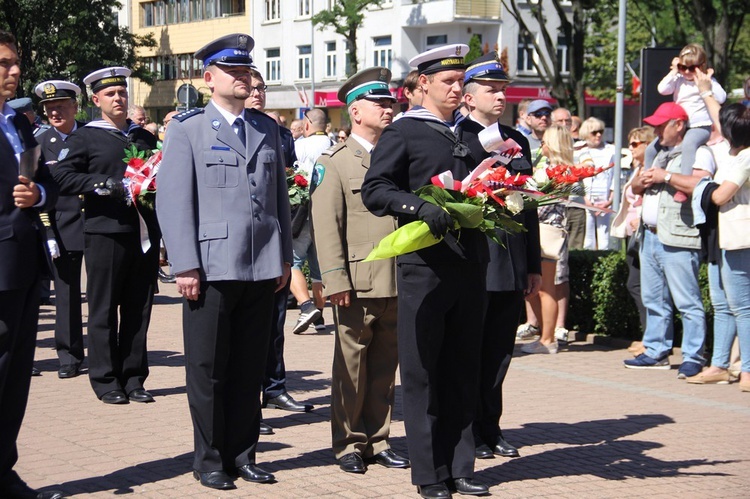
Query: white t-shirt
[[294, 133, 333, 177], [657, 73, 727, 128]]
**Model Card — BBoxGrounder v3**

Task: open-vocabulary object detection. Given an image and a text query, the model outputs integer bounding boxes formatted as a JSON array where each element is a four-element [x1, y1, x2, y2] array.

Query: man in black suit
[[458, 53, 542, 461], [53, 66, 159, 405], [35, 79, 86, 379], [0, 30, 64, 499]]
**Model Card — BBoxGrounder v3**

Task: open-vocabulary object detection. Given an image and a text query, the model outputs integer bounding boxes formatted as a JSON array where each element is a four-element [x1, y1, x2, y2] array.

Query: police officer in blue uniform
[[52, 66, 159, 405], [156, 34, 292, 491], [35, 79, 87, 379]]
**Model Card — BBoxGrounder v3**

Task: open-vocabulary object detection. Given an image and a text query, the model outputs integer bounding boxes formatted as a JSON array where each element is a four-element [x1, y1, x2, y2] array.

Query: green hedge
[[567, 249, 714, 341]]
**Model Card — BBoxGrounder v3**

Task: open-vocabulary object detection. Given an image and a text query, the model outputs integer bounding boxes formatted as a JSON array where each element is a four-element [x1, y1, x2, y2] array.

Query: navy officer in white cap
[[458, 52, 542, 461], [52, 66, 159, 405], [156, 33, 292, 490], [361, 44, 490, 498], [35, 79, 88, 380]]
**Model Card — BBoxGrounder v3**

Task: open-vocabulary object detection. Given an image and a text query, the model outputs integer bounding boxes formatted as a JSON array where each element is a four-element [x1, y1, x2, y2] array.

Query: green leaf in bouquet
[[443, 201, 484, 229], [364, 221, 442, 262]]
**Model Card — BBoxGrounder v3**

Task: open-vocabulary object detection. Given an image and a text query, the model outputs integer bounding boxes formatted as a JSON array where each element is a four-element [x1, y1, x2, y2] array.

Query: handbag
[[539, 223, 566, 260], [626, 223, 643, 259]]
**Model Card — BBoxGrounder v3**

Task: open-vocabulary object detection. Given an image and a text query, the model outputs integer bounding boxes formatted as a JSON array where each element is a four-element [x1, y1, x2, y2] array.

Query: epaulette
[[321, 141, 346, 157], [173, 108, 205, 122]]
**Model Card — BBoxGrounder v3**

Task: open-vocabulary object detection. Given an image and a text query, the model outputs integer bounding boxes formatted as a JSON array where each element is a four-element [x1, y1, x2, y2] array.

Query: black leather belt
[[645, 225, 657, 234]]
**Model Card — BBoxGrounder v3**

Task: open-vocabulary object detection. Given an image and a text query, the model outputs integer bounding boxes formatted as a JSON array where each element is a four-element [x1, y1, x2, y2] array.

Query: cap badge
[[110, 68, 117, 76], [238, 35, 248, 49], [43, 83, 57, 98], [455, 46, 463, 56]]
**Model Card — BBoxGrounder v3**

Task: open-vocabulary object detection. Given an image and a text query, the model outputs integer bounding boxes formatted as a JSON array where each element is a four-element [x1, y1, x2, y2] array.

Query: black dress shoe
[[193, 470, 235, 490], [128, 389, 155, 403], [338, 452, 366, 473], [417, 483, 451, 499], [452, 478, 489, 496], [493, 436, 519, 457], [259, 421, 275, 435], [264, 392, 312, 412], [31, 366, 41, 377], [101, 390, 128, 405], [475, 443, 494, 459], [370, 449, 410, 468], [237, 464, 275, 483], [57, 364, 80, 379]]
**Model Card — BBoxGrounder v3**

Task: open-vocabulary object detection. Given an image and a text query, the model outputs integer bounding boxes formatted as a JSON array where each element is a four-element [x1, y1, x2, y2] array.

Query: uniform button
[[255, 214, 261, 220], [251, 194, 257, 200], [409, 206, 415, 211], [203, 232, 207, 237], [402, 204, 407, 209], [219, 157, 224, 163]]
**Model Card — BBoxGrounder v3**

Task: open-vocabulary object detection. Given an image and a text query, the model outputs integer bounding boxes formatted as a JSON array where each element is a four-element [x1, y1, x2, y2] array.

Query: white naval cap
[[409, 44, 470, 75], [35, 80, 81, 103], [83, 67, 131, 93]]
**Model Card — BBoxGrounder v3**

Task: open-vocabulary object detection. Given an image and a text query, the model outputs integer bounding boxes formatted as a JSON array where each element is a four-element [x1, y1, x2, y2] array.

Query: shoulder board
[[174, 108, 205, 122], [247, 109, 275, 123], [321, 141, 346, 157]]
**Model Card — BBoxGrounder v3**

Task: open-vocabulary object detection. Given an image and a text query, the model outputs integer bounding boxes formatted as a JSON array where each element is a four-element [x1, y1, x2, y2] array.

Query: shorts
[[292, 221, 321, 282]]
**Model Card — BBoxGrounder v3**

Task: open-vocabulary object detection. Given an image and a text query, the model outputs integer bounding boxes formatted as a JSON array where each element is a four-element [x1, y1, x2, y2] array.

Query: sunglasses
[[677, 64, 699, 72], [629, 141, 643, 148], [591, 129, 604, 135], [529, 110, 551, 119], [337, 135, 346, 141]]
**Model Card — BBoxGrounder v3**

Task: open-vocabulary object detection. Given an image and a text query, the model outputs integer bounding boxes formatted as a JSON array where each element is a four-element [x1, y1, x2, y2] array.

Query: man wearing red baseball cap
[[624, 102, 715, 378]]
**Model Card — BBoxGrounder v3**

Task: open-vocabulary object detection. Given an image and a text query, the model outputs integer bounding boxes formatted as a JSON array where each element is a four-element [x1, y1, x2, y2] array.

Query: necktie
[[234, 117, 246, 148]]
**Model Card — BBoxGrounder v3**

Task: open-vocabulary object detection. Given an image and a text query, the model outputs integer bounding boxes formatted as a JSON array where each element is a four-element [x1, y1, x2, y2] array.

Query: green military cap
[[337, 67, 397, 107]]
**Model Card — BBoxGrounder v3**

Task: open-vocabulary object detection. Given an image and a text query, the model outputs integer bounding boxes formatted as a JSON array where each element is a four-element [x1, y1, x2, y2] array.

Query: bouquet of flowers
[[364, 157, 610, 262], [122, 144, 161, 211], [286, 166, 310, 208]]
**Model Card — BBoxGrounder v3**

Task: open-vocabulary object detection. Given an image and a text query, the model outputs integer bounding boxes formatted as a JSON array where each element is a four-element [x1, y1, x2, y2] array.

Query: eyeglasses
[[250, 84, 267, 94], [529, 110, 551, 119], [629, 141, 644, 148], [337, 135, 347, 141], [591, 129, 604, 135], [677, 64, 699, 72]]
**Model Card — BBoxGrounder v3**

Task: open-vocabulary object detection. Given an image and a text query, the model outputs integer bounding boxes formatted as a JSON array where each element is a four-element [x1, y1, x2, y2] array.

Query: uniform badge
[[455, 46, 463, 56], [313, 163, 325, 187], [58, 148, 69, 161], [211, 119, 221, 129], [238, 35, 248, 49], [251, 119, 257, 126], [50, 137, 57, 143]]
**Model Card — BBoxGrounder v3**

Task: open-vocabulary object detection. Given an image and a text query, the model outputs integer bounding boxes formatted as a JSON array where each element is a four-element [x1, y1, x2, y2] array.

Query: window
[[178, 0, 189, 22], [373, 36, 392, 70], [325, 42, 337, 79], [556, 34, 569, 74], [154, 1, 166, 24], [204, 0, 217, 19], [298, 45, 311, 80], [189, 0, 203, 21], [297, 0, 311, 17], [166, 0, 177, 24], [143, 2, 154, 26], [517, 32, 537, 74], [426, 34, 447, 47], [265, 0, 280, 20], [266, 48, 282, 83], [192, 56, 203, 78]]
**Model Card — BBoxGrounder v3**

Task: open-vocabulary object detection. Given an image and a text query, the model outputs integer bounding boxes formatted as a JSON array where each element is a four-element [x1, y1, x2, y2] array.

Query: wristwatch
[[664, 172, 673, 184]]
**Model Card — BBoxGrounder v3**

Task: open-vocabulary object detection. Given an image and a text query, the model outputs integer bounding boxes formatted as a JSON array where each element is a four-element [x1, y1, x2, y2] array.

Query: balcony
[[402, 0, 501, 27]]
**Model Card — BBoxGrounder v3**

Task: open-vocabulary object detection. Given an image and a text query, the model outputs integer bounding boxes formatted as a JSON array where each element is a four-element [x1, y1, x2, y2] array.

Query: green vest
[[655, 155, 701, 250]]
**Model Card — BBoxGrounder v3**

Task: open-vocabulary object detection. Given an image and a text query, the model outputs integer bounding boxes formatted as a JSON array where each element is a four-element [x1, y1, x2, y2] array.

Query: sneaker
[[292, 308, 322, 335], [554, 327, 570, 343], [516, 323, 540, 339], [623, 353, 670, 370], [521, 340, 558, 354], [677, 361, 702, 379], [313, 315, 326, 331]]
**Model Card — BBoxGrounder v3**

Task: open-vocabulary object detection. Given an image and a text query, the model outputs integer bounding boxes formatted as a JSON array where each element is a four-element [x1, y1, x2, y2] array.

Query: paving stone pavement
[[18, 281, 750, 498]]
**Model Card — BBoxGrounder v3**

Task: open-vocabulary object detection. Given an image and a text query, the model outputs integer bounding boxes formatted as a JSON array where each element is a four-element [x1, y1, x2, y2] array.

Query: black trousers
[[397, 262, 486, 486], [0, 282, 40, 483], [184, 279, 275, 473], [52, 250, 84, 366], [84, 232, 158, 397], [473, 290, 524, 447], [263, 279, 291, 400]]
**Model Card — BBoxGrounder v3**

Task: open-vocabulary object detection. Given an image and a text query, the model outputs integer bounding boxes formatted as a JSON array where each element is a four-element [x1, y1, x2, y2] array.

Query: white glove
[[47, 239, 61, 259]]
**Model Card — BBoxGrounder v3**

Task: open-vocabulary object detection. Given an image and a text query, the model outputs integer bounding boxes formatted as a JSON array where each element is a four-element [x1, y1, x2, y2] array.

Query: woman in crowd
[[337, 127, 351, 142], [611, 126, 656, 354], [521, 125, 574, 355], [643, 103, 750, 391], [579, 117, 615, 250]]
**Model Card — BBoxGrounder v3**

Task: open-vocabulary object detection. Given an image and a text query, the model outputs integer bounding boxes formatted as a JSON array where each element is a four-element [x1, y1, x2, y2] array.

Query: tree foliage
[[464, 34, 484, 64], [310, 0, 384, 76], [0, 0, 155, 105]]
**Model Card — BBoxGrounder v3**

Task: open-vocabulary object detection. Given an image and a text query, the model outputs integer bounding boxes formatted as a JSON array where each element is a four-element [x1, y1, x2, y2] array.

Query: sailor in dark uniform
[[52, 67, 159, 405], [361, 45, 490, 499], [35, 79, 87, 379], [457, 52, 542, 461]]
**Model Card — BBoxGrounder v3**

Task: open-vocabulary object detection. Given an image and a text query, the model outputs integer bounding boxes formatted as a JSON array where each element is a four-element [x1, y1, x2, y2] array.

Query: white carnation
[[506, 192, 524, 215], [532, 167, 549, 185]]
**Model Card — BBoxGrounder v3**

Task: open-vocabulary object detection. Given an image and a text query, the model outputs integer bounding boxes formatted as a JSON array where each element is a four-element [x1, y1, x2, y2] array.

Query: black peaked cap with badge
[[35, 80, 81, 103], [464, 51, 510, 83], [195, 33, 255, 68], [337, 66, 397, 107]]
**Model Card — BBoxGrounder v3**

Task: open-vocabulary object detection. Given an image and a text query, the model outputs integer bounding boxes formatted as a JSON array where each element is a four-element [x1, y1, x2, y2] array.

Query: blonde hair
[[578, 117, 606, 142], [679, 43, 707, 69], [542, 125, 574, 166], [627, 126, 656, 145]]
